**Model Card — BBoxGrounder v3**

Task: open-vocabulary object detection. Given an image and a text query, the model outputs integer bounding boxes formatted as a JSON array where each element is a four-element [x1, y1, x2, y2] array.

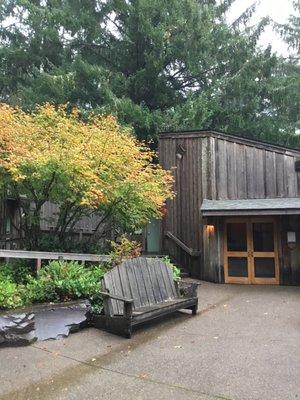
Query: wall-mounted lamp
[[287, 231, 296, 249], [206, 224, 215, 235], [176, 144, 186, 161]]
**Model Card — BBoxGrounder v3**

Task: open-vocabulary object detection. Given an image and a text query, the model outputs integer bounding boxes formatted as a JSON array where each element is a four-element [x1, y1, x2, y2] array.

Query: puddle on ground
[[0, 301, 90, 346]]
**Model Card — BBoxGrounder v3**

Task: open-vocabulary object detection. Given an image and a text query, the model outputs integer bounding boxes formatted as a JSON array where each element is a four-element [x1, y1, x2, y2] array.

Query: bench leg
[[188, 300, 198, 315], [124, 326, 132, 339], [106, 317, 133, 339], [191, 304, 197, 315]]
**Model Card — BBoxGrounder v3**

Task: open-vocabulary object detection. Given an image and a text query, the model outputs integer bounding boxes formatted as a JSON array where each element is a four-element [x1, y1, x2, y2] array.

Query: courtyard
[[0, 281, 299, 400]]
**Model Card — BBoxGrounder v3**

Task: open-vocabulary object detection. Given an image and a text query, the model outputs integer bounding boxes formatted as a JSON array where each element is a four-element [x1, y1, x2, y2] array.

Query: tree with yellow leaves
[[0, 104, 174, 250]]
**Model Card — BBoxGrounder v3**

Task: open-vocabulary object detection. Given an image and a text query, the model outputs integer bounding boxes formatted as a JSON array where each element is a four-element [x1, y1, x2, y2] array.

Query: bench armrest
[[177, 281, 199, 298], [99, 291, 134, 304]]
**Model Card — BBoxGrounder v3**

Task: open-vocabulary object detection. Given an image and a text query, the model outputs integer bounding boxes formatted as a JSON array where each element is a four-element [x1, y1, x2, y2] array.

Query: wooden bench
[[98, 257, 198, 338]]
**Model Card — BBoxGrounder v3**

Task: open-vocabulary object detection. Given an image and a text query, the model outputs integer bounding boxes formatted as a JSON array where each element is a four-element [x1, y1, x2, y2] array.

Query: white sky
[[228, 0, 296, 56], [2, 0, 296, 56]]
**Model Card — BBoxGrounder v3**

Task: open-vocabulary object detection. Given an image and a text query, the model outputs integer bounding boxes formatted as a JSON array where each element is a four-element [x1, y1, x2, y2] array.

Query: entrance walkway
[[0, 282, 299, 400]]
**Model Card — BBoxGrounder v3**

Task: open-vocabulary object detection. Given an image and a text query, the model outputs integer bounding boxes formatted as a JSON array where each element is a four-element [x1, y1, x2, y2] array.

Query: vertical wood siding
[[40, 201, 104, 233], [159, 137, 203, 276], [212, 138, 299, 200], [159, 132, 300, 280]]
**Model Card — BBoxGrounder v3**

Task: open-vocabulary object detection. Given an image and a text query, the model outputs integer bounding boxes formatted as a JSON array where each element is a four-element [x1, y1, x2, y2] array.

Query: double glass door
[[224, 217, 279, 284]]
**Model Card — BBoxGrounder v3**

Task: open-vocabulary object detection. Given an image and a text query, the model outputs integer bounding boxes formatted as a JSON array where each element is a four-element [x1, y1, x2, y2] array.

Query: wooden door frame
[[224, 217, 250, 284], [250, 216, 280, 285], [223, 216, 280, 285]]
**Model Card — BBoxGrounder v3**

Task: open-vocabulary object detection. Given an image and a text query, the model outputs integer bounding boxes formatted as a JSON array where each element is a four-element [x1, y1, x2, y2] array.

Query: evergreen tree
[[0, 0, 299, 146]]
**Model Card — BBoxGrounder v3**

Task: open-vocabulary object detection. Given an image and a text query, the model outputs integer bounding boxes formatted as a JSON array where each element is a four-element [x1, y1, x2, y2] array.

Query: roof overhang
[[159, 130, 300, 157], [201, 198, 300, 217]]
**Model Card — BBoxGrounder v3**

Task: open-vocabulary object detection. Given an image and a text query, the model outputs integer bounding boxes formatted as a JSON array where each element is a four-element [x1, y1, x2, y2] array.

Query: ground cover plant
[[162, 256, 181, 282], [0, 260, 107, 311]]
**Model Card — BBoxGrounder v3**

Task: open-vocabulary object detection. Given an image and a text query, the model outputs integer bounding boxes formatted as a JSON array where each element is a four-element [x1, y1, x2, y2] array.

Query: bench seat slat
[[120, 261, 139, 308], [134, 258, 151, 307], [139, 259, 156, 305], [155, 258, 174, 300], [131, 298, 197, 325], [152, 258, 168, 300], [132, 298, 193, 315], [146, 260, 164, 303], [118, 264, 132, 303], [103, 273, 122, 316], [160, 260, 178, 299]]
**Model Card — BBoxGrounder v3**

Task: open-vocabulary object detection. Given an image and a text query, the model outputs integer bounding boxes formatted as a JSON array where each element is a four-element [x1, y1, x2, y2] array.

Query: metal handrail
[[165, 232, 201, 257]]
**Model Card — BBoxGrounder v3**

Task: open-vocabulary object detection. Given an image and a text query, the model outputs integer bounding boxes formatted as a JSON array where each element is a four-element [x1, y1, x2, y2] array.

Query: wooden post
[[36, 258, 41, 272]]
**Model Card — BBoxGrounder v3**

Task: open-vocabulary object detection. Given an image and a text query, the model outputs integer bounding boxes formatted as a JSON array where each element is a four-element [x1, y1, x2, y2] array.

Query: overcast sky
[[2, 0, 296, 56], [228, 0, 296, 56]]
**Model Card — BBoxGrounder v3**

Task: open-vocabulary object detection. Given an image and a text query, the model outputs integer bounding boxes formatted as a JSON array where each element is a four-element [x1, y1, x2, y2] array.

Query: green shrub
[[0, 260, 34, 284], [0, 279, 26, 310], [162, 256, 181, 281], [109, 235, 141, 265], [39, 234, 102, 254], [27, 261, 107, 303], [89, 292, 105, 314], [0, 260, 107, 310]]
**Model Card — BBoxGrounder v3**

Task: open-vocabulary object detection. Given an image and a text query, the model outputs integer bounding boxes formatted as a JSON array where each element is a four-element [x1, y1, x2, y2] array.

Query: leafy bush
[[0, 260, 35, 284], [110, 235, 141, 265], [39, 234, 102, 254], [162, 256, 181, 281], [0, 260, 107, 311], [0, 279, 26, 310], [27, 261, 107, 303]]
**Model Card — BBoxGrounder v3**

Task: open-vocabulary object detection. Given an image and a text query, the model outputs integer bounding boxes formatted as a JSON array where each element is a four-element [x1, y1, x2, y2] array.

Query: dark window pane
[[253, 223, 274, 252], [228, 257, 248, 277], [254, 258, 275, 278], [227, 223, 247, 251]]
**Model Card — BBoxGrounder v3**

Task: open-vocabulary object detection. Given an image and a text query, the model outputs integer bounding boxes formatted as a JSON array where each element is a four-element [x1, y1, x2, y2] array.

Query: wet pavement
[[0, 282, 299, 400]]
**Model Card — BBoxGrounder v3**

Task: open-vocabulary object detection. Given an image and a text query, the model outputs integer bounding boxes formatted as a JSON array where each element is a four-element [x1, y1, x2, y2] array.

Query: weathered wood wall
[[212, 137, 300, 200], [0, 199, 21, 249], [159, 131, 300, 282], [159, 136, 203, 277], [40, 201, 104, 234], [0, 199, 110, 250]]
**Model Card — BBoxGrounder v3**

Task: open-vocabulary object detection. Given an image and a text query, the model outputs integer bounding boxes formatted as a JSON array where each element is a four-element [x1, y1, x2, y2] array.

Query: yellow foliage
[[0, 103, 174, 229]]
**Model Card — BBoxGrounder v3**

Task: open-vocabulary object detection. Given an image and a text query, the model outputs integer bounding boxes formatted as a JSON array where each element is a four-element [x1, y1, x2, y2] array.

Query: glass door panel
[[251, 219, 279, 284], [224, 218, 279, 285], [253, 222, 274, 252], [228, 257, 248, 277], [224, 221, 250, 284], [227, 223, 247, 251], [254, 258, 276, 278]]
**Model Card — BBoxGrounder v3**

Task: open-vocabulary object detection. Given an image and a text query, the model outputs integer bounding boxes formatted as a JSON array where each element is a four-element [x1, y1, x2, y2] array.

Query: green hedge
[[0, 260, 107, 311]]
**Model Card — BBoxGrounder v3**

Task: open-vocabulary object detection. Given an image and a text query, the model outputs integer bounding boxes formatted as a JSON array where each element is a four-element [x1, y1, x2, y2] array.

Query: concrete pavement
[[0, 282, 299, 400]]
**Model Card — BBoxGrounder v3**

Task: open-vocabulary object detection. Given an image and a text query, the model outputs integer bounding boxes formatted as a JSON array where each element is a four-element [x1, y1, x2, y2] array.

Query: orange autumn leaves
[[0, 103, 174, 228]]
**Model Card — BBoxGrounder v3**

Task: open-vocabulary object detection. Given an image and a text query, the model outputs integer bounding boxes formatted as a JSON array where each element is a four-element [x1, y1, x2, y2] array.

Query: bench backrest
[[102, 257, 178, 316]]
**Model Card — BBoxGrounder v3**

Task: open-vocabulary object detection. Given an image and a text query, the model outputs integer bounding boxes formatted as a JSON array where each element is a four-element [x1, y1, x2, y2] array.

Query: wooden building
[[0, 200, 109, 250], [159, 130, 300, 285]]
